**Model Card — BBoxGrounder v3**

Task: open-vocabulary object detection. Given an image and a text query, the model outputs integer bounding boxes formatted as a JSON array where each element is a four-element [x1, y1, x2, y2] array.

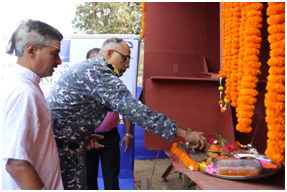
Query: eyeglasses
[[112, 49, 130, 63]]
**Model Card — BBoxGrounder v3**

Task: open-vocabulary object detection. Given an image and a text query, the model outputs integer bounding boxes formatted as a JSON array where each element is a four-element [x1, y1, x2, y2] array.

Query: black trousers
[[84, 128, 121, 190]]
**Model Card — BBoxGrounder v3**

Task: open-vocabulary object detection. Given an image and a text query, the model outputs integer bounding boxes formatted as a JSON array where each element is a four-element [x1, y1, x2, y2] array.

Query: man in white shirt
[[2, 19, 64, 190]]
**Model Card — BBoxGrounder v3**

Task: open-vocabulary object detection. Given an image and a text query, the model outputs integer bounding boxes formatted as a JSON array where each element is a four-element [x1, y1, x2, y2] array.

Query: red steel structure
[[143, 2, 271, 154]]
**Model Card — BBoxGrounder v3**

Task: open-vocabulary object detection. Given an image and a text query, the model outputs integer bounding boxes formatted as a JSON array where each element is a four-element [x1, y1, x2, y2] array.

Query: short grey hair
[[101, 37, 124, 51], [6, 19, 63, 57]]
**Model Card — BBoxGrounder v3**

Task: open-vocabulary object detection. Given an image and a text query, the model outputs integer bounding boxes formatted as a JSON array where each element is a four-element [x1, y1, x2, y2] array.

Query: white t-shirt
[[2, 64, 64, 190]]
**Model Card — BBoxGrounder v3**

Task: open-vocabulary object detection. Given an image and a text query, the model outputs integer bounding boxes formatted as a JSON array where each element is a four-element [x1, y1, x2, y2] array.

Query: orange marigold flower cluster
[[171, 143, 199, 171], [264, 2, 285, 164], [141, 2, 146, 38], [218, 2, 235, 112], [223, 2, 234, 102], [230, 2, 241, 107], [218, 2, 228, 78], [236, 3, 248, 117], [236, 2, 263, 133]]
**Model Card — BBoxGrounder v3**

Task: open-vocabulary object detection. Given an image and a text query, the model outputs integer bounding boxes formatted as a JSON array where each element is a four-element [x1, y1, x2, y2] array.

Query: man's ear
[[26, 43, 38, 59], [106, 49, 112, 58]]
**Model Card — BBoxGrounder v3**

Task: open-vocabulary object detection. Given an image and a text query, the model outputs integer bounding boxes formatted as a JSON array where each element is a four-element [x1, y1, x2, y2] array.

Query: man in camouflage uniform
[[47, 38, 207, 189]]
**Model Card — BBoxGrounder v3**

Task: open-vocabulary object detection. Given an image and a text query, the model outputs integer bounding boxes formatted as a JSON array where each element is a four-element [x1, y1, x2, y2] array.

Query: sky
[[0, 1, 85, 36]]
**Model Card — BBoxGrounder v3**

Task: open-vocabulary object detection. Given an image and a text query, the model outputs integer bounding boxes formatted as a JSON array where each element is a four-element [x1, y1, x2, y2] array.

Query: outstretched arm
[[121, 117, 133, 152]]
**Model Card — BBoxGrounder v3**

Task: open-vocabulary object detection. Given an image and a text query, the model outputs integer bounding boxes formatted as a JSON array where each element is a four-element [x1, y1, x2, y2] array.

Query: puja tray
[[202, 154, 282, 180]]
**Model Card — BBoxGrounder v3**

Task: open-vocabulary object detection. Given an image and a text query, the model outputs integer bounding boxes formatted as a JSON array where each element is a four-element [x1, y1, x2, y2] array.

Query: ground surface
[[133, 158, 197, 190]]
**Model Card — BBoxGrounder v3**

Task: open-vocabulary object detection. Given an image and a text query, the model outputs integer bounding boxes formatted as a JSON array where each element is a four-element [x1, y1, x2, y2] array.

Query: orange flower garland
[[236, 2, 248, 118], [141, 2, 146, 38], [218, 3, 227, 112], [223, 2, 233, 106], [171, 143, 199, 171], [264, 2, 285, 164], [236, 2, 263, 133], [230, 2, 241, 107], [218, 2, 233, 112], [219, 2, 228, 78]]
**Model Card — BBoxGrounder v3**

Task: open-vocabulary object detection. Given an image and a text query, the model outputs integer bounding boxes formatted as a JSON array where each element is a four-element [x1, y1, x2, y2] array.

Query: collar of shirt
[[96, 54, 120, 77], [14, 64, 41, 84]]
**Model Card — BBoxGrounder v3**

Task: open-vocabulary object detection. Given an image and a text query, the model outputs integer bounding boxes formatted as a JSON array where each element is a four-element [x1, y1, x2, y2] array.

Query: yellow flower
[[224, 98, 230, 103]]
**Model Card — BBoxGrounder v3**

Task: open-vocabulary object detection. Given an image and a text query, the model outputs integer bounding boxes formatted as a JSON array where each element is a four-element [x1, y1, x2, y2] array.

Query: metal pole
[[150, 150, 160, 187]]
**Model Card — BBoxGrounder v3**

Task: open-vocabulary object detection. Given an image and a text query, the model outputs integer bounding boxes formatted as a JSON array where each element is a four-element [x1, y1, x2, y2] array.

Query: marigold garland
[[141, 2, 146, 38], [264, 2, 285, 164], [265, 123, 285, 132], [171, 143, 199, 171], [268, 66, 285, 75], [270, 39, 285, 49], [267, 75, 285, 84], [240, 88, 259, 97], [223, 2, 234, 105], [237, 111, 254, 118], [266, 109, 285, 118], [241, 81, 257, 89], [220, 3, 227, 75], [270, 48, 285, 57], [267, 13, 285, 25], [268, 33, 285, 44], [244, 43, 261, 49], [245, 28, 261, 36], [235, 2, 263, 133], [237, 104, 255, 111], [230, 2, 241, 107], [236, 2, 248, 113], [266, 3, 285, 15], [243, 55, 260, 62], [267, 56, 285, 67], [218, 2, 285, 163], [237, 96, 257, 104], [268, 23, 285, 34], [265, 92, 285, 102], [243, 68, 261, 76], [218, 3, 227, 111], [267, 131, 285, 141], [266, 83, 285, 93]]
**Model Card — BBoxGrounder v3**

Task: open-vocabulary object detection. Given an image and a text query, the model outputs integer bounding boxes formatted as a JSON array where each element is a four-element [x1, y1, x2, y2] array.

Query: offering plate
[[202, 154, 281, 180]]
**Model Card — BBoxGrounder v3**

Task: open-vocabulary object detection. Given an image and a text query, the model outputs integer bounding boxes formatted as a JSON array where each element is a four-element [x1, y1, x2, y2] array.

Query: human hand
[[76, 145, 85, 156], [86, 134, 105, 150], [185, 131, 207, 150], [76, 134, 105, 155], [121, 136, 132, 152]]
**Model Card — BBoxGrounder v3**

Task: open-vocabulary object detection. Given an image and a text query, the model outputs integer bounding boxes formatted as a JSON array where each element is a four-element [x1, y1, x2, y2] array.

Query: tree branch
[[93, 2, 97, 20]]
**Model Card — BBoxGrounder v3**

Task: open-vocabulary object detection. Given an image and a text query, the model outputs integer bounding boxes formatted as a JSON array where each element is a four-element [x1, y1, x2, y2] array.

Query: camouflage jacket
[[47, 54, 178, 145]]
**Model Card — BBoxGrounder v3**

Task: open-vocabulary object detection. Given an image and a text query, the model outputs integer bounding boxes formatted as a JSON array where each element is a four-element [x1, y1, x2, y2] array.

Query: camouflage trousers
[[58, 146, 85, 190]]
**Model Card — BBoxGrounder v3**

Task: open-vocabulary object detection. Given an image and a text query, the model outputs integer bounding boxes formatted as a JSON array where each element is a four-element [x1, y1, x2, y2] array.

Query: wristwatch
[[125, 133, 134, 139]]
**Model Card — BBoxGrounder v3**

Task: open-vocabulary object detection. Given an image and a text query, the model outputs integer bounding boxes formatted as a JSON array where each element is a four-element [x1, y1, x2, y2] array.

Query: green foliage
[[214, 133, 227, 147], [72, 2, 143, 35]]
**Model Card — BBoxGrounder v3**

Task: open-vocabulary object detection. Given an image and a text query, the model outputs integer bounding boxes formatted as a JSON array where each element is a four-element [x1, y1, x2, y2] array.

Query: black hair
[[86, 48, 100, 59]]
